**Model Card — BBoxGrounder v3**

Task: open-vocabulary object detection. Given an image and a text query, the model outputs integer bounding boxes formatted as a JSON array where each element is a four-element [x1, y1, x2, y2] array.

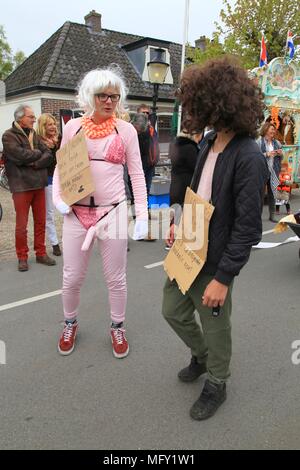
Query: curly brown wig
[[180, 56, 265, 137]]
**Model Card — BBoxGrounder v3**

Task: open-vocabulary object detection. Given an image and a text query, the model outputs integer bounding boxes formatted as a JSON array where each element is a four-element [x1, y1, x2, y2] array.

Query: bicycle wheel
[[0, 202, 2, 222]]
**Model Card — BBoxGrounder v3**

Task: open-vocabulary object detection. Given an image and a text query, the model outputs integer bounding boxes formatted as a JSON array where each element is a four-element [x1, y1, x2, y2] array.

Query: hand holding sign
[[164, 187, 214, 295], [56, 130, 95, 206]]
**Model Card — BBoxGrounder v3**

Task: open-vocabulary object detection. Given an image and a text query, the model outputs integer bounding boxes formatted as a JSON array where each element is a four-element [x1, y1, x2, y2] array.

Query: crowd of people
[[2, 107, 58, 271], [1, 55, 294, 421]]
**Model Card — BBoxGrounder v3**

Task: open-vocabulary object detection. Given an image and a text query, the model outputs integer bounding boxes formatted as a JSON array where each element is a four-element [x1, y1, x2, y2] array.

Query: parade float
[[253, 51, 300, 258], [252, 54, 300, 188]]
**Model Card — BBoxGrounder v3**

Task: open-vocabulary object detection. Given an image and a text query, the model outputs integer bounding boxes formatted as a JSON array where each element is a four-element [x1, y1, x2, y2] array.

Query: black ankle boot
[[190, 379, 226, 421], [178, 356, 207, 382]]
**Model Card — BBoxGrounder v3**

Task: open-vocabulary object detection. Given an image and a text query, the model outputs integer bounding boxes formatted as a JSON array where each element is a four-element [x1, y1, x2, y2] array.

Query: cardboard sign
[[164, 187, 214, 294], [56, 130, 95, 206]]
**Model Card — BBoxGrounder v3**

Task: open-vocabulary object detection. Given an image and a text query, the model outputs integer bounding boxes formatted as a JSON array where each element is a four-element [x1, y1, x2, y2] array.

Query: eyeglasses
[[24, 115, 36, 120], [141, 110, 150, 115], [95, 93, 120, 103]]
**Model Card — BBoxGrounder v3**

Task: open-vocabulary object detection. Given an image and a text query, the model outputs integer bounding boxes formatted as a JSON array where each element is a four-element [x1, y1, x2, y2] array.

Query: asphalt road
[[0, 205, 299, 450]]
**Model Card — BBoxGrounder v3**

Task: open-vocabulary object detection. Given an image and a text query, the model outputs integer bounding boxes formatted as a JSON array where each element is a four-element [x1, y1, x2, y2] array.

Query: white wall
[[0, 97, 42, 150]]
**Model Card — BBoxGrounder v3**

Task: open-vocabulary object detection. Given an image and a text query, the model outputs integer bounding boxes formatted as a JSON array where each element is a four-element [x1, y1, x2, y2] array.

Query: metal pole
[[177, 0, 190, 134], [151, 83, 159, 129]]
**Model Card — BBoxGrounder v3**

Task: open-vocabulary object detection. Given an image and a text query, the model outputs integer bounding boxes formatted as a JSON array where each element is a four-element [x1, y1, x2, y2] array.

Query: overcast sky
[[1, 0, 228, 57]]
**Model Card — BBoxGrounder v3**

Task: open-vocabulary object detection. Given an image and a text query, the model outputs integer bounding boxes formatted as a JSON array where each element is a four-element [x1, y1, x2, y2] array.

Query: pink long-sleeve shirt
[[53, 117, 148, 221]]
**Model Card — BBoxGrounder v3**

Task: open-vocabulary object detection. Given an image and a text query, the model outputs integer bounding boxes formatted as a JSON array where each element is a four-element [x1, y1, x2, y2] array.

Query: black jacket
[[169, 136, 198, 207], [189, 131, 269, 286], [138, 131, 151, 171], [46, 136, 61, 178]]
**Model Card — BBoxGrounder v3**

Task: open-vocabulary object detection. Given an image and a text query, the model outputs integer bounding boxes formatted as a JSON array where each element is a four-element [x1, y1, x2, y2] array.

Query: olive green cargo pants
[[162, 274, 233, 384]]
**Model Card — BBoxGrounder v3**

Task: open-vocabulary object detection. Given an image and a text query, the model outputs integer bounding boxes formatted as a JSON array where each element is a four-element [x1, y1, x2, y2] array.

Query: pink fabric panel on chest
[[104, 134, 126, 165]]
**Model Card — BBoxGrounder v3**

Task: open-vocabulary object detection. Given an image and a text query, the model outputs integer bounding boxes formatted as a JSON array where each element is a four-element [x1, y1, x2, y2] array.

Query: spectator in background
[[278, 112, 295, 145], [36, 114, 62, 256], [130, 113, 148, 205], [136, 104, 160, 201], [169, 131, 202, 207], [131, 112, 149, 171], [258, 122, 283, 223], [131, 111, 158, 241], [165, 131, 202, 250], [2, 105, 56, 271]]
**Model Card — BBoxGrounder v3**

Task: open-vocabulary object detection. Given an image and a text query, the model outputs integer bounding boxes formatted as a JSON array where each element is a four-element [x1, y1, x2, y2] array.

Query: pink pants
[[62, 211, 128, 324]]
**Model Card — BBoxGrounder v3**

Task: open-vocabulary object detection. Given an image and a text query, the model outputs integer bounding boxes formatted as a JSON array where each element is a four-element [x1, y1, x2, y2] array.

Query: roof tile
[[5, 22, 182, 100]]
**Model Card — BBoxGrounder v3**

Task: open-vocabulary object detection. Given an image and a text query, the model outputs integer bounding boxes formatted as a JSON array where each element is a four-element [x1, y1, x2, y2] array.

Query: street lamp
[[147, 48, 169, 127]]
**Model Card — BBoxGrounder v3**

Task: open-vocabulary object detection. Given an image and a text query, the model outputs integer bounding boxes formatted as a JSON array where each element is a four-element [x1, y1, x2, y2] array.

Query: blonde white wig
[[77, 66, 128, 117]]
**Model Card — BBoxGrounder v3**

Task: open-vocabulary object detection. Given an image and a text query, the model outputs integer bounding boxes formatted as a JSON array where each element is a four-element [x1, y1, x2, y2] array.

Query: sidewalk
[[0, 187, 63, 261]]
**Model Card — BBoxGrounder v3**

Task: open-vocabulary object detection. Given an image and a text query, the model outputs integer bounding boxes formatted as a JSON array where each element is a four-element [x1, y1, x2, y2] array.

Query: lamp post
[[147, 48, 170, 128]]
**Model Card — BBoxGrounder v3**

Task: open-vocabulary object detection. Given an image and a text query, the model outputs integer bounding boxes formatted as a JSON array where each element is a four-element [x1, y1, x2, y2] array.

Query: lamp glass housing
[[147, 48, 169, 84], [147, 61, 169, 84]]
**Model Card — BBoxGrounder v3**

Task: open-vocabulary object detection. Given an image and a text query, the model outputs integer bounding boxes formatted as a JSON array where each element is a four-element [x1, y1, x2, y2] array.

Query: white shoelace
[[63, 323, 75, 342], [112, 328, 125, 345]]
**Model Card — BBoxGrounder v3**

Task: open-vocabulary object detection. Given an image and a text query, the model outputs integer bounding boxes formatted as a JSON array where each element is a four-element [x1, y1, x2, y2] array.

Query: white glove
[[56, 201, 71, 215], [132, 219, 148, 240]]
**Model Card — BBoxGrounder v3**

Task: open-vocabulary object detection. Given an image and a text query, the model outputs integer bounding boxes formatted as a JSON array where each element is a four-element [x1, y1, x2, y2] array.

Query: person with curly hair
[[162, 56, 269, 421]]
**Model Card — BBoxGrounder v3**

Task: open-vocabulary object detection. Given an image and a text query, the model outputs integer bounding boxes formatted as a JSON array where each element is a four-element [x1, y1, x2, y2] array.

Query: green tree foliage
[[14, 50, 26, 69], [216, 0, 300, 69], [0, 26, 26, 80], [0, 26, 13, 80], [187, 33, 225, 66]]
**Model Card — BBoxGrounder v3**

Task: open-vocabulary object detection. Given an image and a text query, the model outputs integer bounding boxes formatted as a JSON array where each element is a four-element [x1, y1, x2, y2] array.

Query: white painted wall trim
[[6, 90, 76, 102]]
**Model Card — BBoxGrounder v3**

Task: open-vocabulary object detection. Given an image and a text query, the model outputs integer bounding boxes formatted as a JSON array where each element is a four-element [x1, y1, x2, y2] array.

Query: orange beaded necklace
[[81, 115, 117, 139]]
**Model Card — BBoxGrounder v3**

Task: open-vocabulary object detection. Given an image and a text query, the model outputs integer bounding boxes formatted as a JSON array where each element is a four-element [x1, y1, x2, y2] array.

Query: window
[[123, 39, 173, 84], [150, 48, 166, 62], [126, 46, 147, 76]]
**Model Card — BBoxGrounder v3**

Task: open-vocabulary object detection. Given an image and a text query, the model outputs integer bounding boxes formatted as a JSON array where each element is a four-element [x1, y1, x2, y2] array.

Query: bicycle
[[0, 165, 9, 222]]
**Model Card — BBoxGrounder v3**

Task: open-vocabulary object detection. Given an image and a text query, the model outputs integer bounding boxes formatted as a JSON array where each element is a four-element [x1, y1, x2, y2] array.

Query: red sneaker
[[58, 321, 78, 356], [111, 327, 129, 358]]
